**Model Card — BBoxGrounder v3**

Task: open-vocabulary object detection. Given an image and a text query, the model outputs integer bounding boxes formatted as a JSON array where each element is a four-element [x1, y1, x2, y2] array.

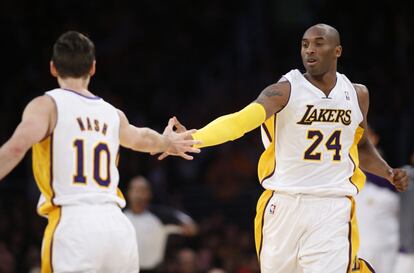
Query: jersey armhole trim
[[41, 94, 58, 142], [275, 80, 292, 115], [351, 84, 365, 125], [115, 109, 122, 145], [262, 122, 272, 143]]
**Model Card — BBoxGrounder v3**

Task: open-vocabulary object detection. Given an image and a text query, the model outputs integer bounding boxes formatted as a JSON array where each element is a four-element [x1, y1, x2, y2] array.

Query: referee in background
[[124, 176, 198, 273]]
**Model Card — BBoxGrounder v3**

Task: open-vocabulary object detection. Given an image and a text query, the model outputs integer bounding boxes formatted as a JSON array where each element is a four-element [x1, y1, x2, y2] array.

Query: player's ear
[[335, 45, 342, 58], [50, 61, 59, 78], [89, 60, 96, 77]]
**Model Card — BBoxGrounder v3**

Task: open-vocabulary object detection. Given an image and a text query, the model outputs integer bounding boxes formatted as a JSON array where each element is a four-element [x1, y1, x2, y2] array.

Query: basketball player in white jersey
[[0, 31, 200, 273], [168, 24, 409, 273]]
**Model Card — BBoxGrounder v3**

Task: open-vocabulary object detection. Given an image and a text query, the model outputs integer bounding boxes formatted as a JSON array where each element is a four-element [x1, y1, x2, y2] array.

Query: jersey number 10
[[73, 139, 111, 187]]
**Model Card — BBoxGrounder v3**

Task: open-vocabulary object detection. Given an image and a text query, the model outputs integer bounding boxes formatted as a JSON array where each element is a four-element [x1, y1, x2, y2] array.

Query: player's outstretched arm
[[0, 96, 54, 180], [190, 81, 291, 148], [355, 84, 408, 191], [118, 110, 201, 160]]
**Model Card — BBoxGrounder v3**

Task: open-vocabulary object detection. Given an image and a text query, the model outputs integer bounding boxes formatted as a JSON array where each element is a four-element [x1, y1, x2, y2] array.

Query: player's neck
[[304, 71, 337, 95], [58, 77, 92, 96]]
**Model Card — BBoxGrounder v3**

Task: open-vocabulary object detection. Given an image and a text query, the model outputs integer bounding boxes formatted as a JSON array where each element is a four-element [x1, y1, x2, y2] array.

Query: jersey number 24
[[304, 130, 341, 161]]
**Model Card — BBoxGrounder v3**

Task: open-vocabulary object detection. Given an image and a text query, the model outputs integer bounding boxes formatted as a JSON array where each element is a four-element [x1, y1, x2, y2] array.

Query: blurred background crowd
[[0, 0, 413, 272]]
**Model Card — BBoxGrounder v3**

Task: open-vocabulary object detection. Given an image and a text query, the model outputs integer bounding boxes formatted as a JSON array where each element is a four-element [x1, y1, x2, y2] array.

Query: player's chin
[[304, 64, 320, 75]]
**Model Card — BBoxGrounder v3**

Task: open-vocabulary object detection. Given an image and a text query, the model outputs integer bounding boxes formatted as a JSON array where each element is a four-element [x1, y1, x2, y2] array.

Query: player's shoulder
[[116, 108, 128, 124], [266, 80, 291, 93], [351, 83, 370, 104], [100, 99, 119, 114], [352, 83, 369, 94], [26, 95, 56, 111], [22, 95, 57, 136], [279, 69, 300, 83], [351, 83, 370, 115], [264, 73, 292, 94]]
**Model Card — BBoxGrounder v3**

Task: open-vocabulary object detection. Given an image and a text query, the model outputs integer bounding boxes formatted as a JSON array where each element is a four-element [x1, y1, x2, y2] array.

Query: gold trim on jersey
[[348, 126, 366, 193], [41, 207, 61, 273], [258, 115, 276, 183], [254, 189, 274, 260], [115, 150, 125, 205], [357, 259, 376, 273], [33, 135, 57, 216], [117, 187, 125, 200], [346, 197, 375, 273]]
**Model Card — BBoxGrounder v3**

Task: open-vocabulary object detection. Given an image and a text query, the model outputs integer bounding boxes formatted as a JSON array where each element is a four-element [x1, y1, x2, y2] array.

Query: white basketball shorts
[[41, 203, 139, 273], [254, 190, 375, 273], [393, 253, 414, 273]]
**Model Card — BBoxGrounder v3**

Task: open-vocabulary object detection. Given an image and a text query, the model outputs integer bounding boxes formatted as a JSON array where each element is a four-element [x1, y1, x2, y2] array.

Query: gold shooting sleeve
[[192, 102, 266, 148]]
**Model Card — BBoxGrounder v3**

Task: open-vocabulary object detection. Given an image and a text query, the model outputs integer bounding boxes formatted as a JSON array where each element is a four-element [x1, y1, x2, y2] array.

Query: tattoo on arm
[[263, 89, 283, 97]]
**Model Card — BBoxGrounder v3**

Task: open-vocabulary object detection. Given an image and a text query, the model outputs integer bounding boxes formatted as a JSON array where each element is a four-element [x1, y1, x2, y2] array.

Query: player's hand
[[387, 168, 409, 192], [150, 117, 183, 157], [171, 116, 187, 133], [156, 117, 201, 160], [153, 117, 196, 160], [151, 116, 192, 160]]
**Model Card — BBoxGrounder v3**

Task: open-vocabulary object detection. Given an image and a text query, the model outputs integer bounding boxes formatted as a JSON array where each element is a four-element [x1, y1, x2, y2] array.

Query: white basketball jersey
[[259, 69, 365, 196], [33, 88, 125, 216]]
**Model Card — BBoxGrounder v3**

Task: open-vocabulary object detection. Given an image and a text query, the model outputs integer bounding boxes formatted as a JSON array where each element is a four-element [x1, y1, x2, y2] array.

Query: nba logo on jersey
[[269, 204, 276, 214], [345, 91, 350, 100]]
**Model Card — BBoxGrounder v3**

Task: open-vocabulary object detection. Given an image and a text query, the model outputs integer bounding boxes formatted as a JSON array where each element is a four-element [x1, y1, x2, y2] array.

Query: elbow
[[7, 143, 27, 158]]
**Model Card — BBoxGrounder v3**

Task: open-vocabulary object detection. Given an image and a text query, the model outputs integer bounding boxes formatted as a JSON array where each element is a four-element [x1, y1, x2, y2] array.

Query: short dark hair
[[52, 31, 95, 78]]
